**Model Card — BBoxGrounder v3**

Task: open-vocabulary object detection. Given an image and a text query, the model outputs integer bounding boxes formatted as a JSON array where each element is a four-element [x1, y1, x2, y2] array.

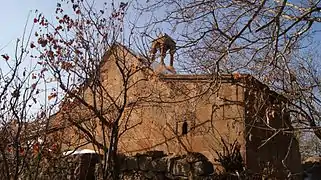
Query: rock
[[151, 158, 167, 172], [145, 151, 166, 159], [138, 155, 153, 171], [191, 176, 213, 180], [118, 154, 127, 171], [144, 171, 156, 179], [192, 160, 214, 176], [152, 173, 166, 180], [114, 152, 215, 179], [126, 156, 138, 170], [121, 171, 147, 180], [162, 154, 177, 173], [172, 158, 191, 176], [186, 152, 208, 163]]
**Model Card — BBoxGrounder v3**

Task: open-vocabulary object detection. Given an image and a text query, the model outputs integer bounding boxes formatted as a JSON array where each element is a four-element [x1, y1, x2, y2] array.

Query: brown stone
[[126, 156, 138, 170], [151, 158, 167, 172], [192, 161, 214, 176], [144, 171, 156, 179], [145, 150, 166, 159], [47, 43, 302, 178], [172, 158, 190, 176], [153, 173, 166, 180], [186, 152, 208, 163], [121, 171, 146, 180], [138, 155, 153, 171]]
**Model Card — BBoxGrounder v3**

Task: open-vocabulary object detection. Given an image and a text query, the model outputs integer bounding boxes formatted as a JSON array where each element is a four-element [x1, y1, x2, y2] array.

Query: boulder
[[151, 158, 167, 172], [126, 156, 138, 170], [121, 171, 147, 180], [144, 171, 156, 179], [172, 158, 190, 177], [186, 152, 208, 163], [138, 155, 153, 171], [145, 151, 166, 159], [192, 160, 214, 176], [152, 173, 166, 180]]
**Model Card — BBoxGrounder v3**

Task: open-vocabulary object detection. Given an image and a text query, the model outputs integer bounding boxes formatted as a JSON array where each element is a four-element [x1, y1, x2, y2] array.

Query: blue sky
[[1, 0, 320, 68], [0, 0, 145, 55], [0, 0, 57, 52]]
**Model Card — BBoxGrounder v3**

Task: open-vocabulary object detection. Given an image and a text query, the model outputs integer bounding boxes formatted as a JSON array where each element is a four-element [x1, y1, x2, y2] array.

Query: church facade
[[49, 35, 302, 177]]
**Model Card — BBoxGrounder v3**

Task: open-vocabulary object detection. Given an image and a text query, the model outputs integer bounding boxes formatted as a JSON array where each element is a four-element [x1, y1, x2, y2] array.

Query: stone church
[[49, 34, 302, 177]]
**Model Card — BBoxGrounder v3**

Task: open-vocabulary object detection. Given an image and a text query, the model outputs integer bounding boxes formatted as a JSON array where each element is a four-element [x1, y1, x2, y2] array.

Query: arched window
[[182, 121, 188, 135]]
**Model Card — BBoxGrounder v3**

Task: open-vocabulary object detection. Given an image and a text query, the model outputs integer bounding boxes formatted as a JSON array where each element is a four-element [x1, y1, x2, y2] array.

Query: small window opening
[[182, 121, 188, 135]]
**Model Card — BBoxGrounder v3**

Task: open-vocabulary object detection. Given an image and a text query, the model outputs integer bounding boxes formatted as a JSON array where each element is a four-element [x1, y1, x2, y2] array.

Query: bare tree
[[0, 15, 67, 179], [4, 0, 314, 178], [30, 1, 154, 179]]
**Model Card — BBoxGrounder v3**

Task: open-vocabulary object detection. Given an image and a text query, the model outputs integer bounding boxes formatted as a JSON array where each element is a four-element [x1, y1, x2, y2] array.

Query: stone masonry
[[95, 151, 215, 180], [48, 37, 302, 178]]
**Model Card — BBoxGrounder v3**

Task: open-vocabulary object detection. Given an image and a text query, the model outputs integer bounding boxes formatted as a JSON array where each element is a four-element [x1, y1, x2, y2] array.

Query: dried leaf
[[1, 54, 9, 61]]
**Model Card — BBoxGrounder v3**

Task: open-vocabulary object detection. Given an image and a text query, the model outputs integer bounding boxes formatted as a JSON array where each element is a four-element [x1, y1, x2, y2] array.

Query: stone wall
[[68, 151, 302, 179], [95, 151, 215, 180], [117, 77, 246, 167]]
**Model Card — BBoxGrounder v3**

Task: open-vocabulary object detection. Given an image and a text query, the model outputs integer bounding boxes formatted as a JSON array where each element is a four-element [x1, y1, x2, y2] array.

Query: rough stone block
[[117, 154, 127, 171], [144, 171, 156, 179], [172, 159, 190, 176], [186, 152, 208, 163], [126, 156, 138, 170], [138, 155, 153, 171], [151, 158, 167, 172], [121, 171, 146, 180], [153, 173, 166, 180], [145, 150, 166, 159], [192, 160, 214, 176], [160, 154, 175, 173]]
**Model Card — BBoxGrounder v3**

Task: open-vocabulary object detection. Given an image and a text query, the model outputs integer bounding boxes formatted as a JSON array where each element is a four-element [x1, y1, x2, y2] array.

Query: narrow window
[[182, 121, 188, 135]]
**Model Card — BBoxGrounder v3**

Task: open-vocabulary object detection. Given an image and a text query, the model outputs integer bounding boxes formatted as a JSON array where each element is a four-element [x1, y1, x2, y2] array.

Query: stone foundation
[[94, 151, 215, 180]]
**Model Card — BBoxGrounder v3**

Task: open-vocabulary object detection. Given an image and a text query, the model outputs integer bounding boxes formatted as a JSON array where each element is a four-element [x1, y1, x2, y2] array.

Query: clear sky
[[0, 0, 58, 53], [0, 0, 143, 54]]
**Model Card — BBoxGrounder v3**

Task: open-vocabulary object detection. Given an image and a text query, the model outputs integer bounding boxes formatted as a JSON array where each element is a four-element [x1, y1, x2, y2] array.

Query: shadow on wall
[[69, 151, 301, 179], [96, 151, 215, 179], [66, 150, 217, 179], [58, 148, 310, 179]]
